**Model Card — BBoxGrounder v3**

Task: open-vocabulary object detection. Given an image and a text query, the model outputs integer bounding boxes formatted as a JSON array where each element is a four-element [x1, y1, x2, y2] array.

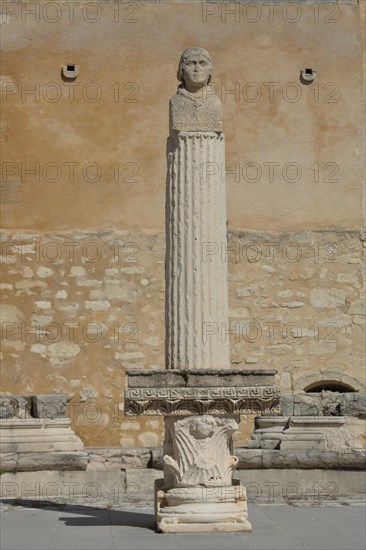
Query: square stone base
[[155, 479, 252, 533]]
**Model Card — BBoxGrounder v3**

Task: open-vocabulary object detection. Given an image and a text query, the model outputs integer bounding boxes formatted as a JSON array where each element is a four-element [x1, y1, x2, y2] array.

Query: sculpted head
[[189, 416, 216, 439], [177, 48, 212, 92]]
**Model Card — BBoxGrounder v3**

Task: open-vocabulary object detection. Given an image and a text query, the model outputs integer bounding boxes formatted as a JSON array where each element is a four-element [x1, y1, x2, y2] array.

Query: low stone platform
[[1, 467, 365, 505]]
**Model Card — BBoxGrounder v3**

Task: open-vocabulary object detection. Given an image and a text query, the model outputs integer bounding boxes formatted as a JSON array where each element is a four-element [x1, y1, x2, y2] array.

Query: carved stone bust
[[170, 47, 223, 133]]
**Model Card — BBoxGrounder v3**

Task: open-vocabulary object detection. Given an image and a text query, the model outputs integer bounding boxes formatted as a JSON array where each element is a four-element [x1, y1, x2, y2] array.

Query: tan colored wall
[[1, 1, 365, 447], [1, 1, 364, 232]]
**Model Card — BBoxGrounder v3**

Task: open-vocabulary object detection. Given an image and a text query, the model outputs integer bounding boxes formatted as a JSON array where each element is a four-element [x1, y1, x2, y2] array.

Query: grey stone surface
[[0, 453, 17, 473], [1, 470, 126, 504], [0, 398, 18, 419], [343, 392, 366, 417], [280, 395, 295, 416], [32, 394, 69, 419], [0, 504, 365, 550], [125, 470, 163, 505]]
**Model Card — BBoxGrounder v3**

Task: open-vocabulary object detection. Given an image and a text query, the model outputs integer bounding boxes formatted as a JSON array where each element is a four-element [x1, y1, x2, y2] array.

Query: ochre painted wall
[[1, 1, 365, 447]]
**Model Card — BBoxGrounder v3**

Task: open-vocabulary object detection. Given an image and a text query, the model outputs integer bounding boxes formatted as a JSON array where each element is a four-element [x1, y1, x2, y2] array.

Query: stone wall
[[1, 1, 365, 447], [1, 229, 364, 447]]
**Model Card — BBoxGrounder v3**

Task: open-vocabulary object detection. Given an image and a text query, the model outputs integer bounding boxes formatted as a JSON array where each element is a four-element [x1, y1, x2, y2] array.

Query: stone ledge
[[3, 446, 364, 474], [0, 451, 88, 472], [1, 469, 365, 506], [125, 368, 277, 388], [150, 447, 366, 471], [237, 449, 366, 470]]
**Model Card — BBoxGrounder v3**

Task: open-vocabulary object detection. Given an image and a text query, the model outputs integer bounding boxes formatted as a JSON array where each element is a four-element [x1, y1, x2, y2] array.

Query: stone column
[[124, 48, 280, 533], [159, 47, 249, 532], [166, 131, 230, 369]]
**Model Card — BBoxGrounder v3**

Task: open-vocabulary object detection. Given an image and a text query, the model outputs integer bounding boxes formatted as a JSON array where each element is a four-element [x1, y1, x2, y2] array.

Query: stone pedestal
[[125, 368, 279, 532], [280, 416, 353, 451], [155, 479, 251, 533], [246, 415, 354, 451], [0, 418, 84, 453]]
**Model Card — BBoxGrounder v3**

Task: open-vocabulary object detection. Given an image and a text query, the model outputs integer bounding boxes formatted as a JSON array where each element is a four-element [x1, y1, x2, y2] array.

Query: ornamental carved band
[[124, 386, 280, 416]]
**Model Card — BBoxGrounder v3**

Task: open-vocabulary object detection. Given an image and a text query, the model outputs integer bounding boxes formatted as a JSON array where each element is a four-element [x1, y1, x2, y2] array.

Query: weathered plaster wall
[[1, 1, 365, 447], [1, 0, 364, 231]]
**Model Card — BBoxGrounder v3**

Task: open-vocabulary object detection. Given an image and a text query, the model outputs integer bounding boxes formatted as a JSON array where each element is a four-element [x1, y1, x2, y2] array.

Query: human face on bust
[[182, 53, 211, 92]]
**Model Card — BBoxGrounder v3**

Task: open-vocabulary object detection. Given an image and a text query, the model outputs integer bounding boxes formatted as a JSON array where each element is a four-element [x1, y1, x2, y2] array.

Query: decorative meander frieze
[[125, 386, 280, 400], [124, 385, 280, 416]]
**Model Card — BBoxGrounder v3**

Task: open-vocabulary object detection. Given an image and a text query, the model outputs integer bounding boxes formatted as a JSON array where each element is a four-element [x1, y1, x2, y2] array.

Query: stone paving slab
[[0, 502, 365, 550]]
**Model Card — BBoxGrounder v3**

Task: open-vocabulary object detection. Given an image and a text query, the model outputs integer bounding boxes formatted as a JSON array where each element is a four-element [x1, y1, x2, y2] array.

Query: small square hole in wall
[[67, 65, 75, 72]]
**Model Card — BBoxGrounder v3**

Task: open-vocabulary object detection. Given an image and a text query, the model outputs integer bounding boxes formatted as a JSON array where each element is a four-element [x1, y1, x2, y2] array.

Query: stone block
[[0, 397, 18, 419], [280, 416, 353, 451], [125, 469, 162, 503], [280, 433, 327, 451], [0, 453, 17, 472], [242, 449, 366, 470], [150, 446, 164, 469], [236, 449, 263, 469], [0, 418, 84, 453], [280, 394, 294, 416], [0, 396, 32, 419], [343, 392, 366, 417], [16, 451, 88, 471], [32, 394, 69, 419], [235, 469, 366, 503], [0, 470, 126, 505], [338, 449, 366, 470], [87, 447, 151, 470], [293, 394, 322, 416], [288, 416, 346, 428], [126, 368, 277, 389], [126, 370, 186, 388], [247, 416, 288, 449]]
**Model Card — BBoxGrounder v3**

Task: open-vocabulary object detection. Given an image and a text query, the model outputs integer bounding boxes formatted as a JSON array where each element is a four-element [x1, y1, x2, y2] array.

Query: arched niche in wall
[[304, 381, 356, 393], [293, 370, 365, 393]]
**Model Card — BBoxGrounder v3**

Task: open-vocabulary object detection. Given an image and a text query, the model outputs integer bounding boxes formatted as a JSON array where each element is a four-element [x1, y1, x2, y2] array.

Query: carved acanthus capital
[[163, 415, 239, 488]]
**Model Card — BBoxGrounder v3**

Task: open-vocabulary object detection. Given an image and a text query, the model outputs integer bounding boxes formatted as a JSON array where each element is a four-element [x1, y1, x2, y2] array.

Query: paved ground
[[1, 501, 365, 550]]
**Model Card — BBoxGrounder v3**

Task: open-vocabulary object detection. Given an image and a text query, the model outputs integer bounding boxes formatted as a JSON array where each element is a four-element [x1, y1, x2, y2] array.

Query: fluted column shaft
[[166, 131, 230, 370]]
